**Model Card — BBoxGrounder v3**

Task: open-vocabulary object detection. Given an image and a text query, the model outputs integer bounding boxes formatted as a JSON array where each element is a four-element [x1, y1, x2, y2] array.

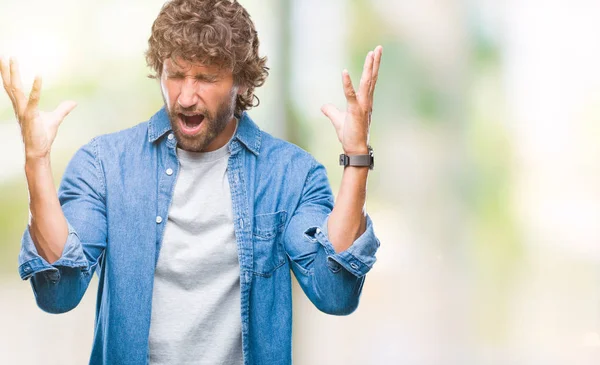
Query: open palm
[[0, 58, 77, 160], [321, 46, 383, 155]]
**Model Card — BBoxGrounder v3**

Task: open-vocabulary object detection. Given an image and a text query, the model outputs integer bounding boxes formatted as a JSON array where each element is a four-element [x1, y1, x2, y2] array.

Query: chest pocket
[[252, 211, 287, 276]]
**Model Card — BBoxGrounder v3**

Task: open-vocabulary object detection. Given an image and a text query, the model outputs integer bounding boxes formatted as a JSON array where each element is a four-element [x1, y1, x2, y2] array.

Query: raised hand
[[0, 57, 77, 160], [321, 45, 382, 155]]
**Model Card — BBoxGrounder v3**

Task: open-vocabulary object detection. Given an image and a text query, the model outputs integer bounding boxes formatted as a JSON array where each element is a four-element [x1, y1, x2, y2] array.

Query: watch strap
[[339, 148, 374, 170], [344, 154, 371, 166]]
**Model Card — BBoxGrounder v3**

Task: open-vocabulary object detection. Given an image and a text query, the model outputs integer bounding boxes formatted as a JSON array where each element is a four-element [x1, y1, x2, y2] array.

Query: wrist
[[25, 148, 51, 162], [343, 145, 369, 155], [25, 154, 51, 171]]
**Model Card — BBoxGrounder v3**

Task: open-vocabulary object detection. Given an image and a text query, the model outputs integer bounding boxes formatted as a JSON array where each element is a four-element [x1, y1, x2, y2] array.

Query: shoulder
[[93, 122, 150, 150], [67, 121, 150, 178], [258, 130, 318, 170], [254, 130, 331, 195]]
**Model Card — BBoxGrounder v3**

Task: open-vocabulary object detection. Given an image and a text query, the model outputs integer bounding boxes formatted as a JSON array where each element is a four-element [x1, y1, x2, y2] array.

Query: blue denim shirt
[[18, 107, 380, 365]]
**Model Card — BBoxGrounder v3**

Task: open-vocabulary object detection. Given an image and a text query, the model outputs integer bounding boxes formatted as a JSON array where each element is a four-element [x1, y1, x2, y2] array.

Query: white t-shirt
[[149, 126, 243, 365]]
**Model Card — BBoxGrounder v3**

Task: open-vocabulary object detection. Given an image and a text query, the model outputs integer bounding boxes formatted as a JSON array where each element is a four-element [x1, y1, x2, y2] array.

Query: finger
[[321, 103, 343, 130], [369, 46, 383, 98], [26, 75, 42, 114], [342, 69, 357, 104], [0, 57, 18, 110], [358, 51, 374, 104], [9, 58, 26, 112], [53, 100, 77, 123]]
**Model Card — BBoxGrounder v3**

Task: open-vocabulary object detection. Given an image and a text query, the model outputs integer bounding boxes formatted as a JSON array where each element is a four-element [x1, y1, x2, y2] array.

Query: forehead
[[163, 58, 228, 75]]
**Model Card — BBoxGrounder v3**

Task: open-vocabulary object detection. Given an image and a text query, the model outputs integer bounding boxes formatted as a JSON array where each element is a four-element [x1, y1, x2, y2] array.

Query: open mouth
[[178, 113, 205, 136]]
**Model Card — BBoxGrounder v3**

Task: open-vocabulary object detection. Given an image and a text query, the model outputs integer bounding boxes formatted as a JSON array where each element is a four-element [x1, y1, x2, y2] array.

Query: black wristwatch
[[339, 146, 374, 170]]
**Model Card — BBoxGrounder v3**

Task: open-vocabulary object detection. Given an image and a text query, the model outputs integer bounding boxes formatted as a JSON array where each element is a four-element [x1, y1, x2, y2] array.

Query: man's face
[[160, 58, 239, 152]]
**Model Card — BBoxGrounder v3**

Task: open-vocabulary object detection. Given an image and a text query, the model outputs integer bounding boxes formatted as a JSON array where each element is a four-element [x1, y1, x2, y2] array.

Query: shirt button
[[166, 168, 173, 176], [156, 216, 163, 224], [350, 262, 359, 270], [167, 133, 174, 140]]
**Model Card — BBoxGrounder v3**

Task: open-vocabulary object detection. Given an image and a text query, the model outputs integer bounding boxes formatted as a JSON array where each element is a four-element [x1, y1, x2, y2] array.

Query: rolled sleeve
[[16, 138, 107, 314], [304, 213, 380, 278], [18, 221, 89, 281], [284, 159, 380, 315]]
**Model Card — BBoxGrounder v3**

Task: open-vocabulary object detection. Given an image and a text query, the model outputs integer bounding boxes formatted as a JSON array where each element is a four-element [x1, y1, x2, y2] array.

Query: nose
[[177, 78, 199, 108]]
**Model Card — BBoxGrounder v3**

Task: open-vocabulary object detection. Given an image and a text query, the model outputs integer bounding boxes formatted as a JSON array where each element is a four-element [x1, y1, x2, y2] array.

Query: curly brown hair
[[145, 0, 269, 116]]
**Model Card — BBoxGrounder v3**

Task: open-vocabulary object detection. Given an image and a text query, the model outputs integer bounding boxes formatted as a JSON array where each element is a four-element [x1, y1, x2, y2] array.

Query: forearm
[[287, 159, 380, 315], [327, 165, 369, 253], [25, 156, 68, 264]]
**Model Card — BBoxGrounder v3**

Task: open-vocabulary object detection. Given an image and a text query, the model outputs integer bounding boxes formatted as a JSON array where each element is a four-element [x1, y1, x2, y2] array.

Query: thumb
[[53, 100, 78, 124], [321, 103, 343, 130]]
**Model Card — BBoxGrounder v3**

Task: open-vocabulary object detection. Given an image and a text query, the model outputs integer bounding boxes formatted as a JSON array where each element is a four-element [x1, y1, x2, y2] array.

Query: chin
[[175, 134, 212, 152]]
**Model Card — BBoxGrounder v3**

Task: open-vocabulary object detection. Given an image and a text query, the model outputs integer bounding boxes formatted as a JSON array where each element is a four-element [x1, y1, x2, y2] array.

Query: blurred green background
[[2, 0, 600, 364]]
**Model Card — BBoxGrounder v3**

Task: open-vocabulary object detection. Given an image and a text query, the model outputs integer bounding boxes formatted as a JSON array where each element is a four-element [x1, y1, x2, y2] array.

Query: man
[[0, 0, 382, 364]]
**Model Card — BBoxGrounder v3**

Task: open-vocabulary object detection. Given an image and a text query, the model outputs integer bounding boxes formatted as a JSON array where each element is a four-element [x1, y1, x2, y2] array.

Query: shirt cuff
[[304, 214, 380, 278], [18, 222, 90, 281]]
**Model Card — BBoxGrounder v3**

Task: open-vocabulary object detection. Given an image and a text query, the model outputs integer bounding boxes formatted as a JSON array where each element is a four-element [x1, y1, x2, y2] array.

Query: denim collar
[[147, 106, 261, 156]]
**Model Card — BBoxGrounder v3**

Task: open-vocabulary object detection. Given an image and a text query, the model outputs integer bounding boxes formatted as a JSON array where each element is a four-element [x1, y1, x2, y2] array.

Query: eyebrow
[[166, 70, 184, 76]]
